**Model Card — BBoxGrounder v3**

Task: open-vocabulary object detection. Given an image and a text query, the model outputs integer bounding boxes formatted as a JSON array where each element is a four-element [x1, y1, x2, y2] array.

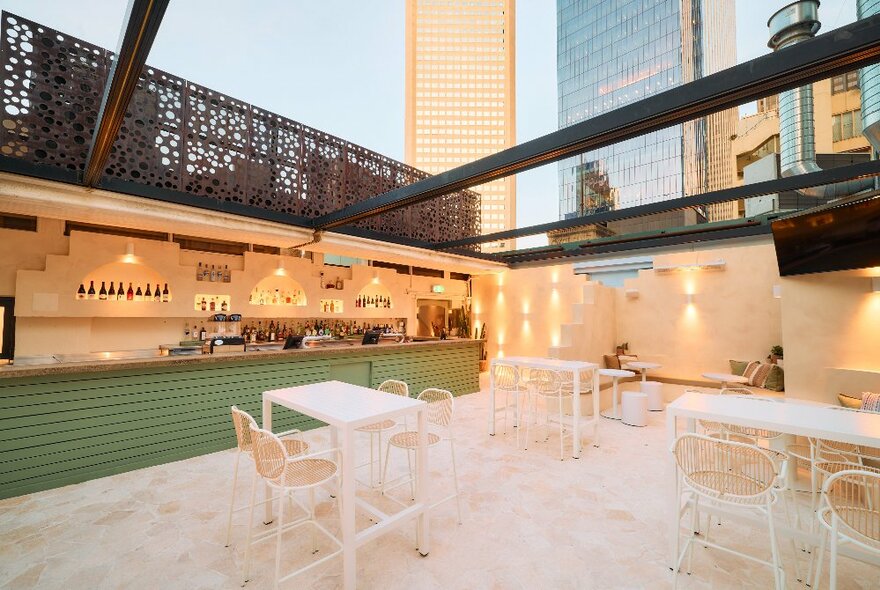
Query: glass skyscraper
[[555, 0, 737, 238]]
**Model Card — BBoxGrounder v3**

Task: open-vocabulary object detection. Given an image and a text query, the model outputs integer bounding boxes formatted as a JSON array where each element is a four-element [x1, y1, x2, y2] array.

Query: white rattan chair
[[492, 363, 528, 444], [241, 425, 343, 587], [672, 433, 786, 589], [355, 379, 409, 488], [811, 467, 880, 590], [226, 406, 310, 548], [381, 388, 462, 523], [524, 369, 571, 460]]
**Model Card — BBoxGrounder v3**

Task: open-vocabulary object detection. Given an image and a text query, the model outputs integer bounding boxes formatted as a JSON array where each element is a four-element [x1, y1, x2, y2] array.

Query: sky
[[0, 0, 858, 247]]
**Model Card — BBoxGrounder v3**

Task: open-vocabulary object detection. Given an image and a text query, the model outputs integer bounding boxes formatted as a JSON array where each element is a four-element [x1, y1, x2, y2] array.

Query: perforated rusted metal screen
[[0, 12, 481, 246]]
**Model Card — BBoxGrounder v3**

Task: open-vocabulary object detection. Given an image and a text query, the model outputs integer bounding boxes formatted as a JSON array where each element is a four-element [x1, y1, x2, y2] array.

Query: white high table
[[666, 391, 880, 568], [489, 357, 600, 458], [263, 381, 430, 590]]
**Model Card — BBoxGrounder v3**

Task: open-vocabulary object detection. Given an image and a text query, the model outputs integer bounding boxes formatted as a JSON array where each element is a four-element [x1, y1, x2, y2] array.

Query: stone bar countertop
[[0, 339, 479, 379]]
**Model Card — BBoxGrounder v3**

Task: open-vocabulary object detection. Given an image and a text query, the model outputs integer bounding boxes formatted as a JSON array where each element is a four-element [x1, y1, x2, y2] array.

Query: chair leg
[[450, 439, 462, 524], [241, 469, 260, 586], [686, 496, 699, 575], [503, 389, 510, 435], [812, 525, 828, 590], [377, 430, 384, 487], [558, 395, 564, 461], [781, 490, 803, 582], [381, 442, 393, 496], [274, 492, 284, 590], [829, 517, 838, 590], [408, 449, 416, 501], [524, 393, 531, 450], [226, 450, 241, 547], [369, 431, 375, 488], [766, 502, 783, 590]]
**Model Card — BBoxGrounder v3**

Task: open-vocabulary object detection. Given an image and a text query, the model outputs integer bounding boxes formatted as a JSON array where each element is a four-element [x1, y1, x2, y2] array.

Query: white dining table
[[489, 357, 599, 458], [263, 381, 430, 590], [666, 391, 880, 568]]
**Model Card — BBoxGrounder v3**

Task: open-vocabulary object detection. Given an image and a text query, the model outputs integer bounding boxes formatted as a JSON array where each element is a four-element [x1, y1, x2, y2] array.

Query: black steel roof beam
[[434, 159, 880, 249], [311, 14, 880, 230], [81, 0, 170, 187]]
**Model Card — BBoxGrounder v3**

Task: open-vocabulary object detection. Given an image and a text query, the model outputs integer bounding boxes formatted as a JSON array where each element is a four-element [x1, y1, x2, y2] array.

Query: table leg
[[613, 378, 619, 419], [572, 371, 581, 459], [341, 426, 356, 590], [642, 369, 647, 383], [667, 409, 679, 570], [488, 362, 496, 436], [416, 407, 430, 556], [262, 397, 274, 525], [592, 370, 600, 447]]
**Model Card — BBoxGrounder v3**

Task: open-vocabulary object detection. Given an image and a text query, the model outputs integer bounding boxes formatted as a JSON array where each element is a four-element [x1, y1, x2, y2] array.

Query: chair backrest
[[673, 433, 777, 501], [230, 405, 259, 452], [493, 363, 519, 389], [530, 369, 562, 393], [723, 423, 784, 441], [417, 388, 454, 427], [378, 379, 409, 397], [249, 425, 287, 480], [824, 468, 880, 545]]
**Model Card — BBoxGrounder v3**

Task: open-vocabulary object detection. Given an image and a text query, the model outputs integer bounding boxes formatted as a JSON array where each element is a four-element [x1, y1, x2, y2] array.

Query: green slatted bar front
[[0, 341, 480, 500]]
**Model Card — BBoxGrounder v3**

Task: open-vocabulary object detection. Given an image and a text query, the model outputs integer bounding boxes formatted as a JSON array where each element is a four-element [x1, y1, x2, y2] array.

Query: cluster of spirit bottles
[[355, 295, 391, 308], [196, 263, 231, 283], [197, 296, 228, 312], [249, 288, 306, 306], [77, 280, 170, 302]]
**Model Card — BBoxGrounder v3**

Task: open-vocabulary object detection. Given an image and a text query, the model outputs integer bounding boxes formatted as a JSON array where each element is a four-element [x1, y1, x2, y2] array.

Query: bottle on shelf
[[153, 284, 161, 302], [210, 265, 217, 282], [268, 320, 276, 342], [223, 265, 231, 283], [76, 283, 86, 300], [209, 297, 216, 312], [220, 298, 228, 312], [87, 280, 96, 300], [200, 296, 207, 311], [98, 281, 108, 301], [135, 285, 143, 301], [145, 284, 152, 300], [162, 283, 170, 303], [183, 322, 190, 340], [335, 277, 343, 290], [117, 282, 124, 301], [107, 282, 115, 299], [199, 325, 207, 340], [127, 283, 134, 301], [196, 262, 203, 281]]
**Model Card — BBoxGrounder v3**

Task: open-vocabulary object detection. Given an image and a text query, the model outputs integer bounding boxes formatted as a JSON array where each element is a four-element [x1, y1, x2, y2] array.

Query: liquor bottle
[[209, 297, 216, 312], [335, 277, 343, 290], [202, 264, 210, 282], [220, 298, 228, 312], [196, 262, 203, 281], [259, 291, 265, 305], [162, 283, 169, 303], [127, 283, 134, 301], [268, 321, 276, 342], [144, 284, 152, 299], [183, 322, 190, 340], [87, 280, 96, 300], [329, 300, 335, 313], [76, 283, 86, 300], [210, 265, 216, 282], [273, 289, 280, 305], [107, 282, 115, 299], [223, 265, 231, 283], [199, 325, 207, 340], [200, 297, 207, 311], [135, 286, 143, 301], [117, 282, 124, 301]]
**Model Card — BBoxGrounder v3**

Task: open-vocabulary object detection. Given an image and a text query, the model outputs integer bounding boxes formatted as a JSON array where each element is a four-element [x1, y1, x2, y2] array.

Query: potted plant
[[616, 342, 629, 355], [478, 323, 489, 372], [769, 345, 783, 365]]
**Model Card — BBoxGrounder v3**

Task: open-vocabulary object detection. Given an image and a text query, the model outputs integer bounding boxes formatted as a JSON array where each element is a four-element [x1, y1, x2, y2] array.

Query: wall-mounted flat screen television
[[771, 193, 880, 276]]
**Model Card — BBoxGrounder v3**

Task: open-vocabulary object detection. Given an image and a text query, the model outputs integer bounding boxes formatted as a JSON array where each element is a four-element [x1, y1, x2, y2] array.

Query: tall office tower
[[554, 0, 738, 242], [405, 0, 516, 251]]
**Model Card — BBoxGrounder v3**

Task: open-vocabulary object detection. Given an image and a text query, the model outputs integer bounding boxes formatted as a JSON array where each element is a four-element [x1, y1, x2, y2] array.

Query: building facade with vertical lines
[[405, 0, 516, 251]]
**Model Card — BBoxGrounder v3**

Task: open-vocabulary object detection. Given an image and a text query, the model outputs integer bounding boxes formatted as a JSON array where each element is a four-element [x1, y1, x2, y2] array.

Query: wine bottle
[[135, 286, 143, 301], [117, 282, 124, 301], [220, 298, 228, 312], [162, 283, 169, 303], [196, 262, 203, 281], [153, 284, 161, 302], [145, 284, 152, 299], [107, 282, 115, 299], [127, 283, 134, 301], [76, 283, 86, 300], [87, 280, 96, 300]]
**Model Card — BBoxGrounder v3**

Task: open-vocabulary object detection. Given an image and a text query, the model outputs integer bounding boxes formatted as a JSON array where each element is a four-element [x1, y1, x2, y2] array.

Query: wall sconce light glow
[[496, 291, 504, 304], [551, 332, 560, 347], [275, 258, 286, 276], [473, 302, 482, 314], [686, 293, 694, 305], [522, 319, 530, 334], [684, 279, 695, 296], [551, 288, 559, 304], [772, 284, 782, 299], [122, 242, 136, 264], [551, 269, 560, 284], [522, 301, 530, 314], [497, 350, 504, 359], [497, 331, 504, 346], [497, 272, 505, 287]]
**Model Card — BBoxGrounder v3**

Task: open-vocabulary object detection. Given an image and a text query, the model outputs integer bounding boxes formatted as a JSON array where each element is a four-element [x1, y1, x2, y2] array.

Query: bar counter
[[0, 339, 480, 500]]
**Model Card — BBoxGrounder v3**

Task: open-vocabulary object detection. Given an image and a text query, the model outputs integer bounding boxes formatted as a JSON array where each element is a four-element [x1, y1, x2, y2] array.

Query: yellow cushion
[[838, 393, 863, 409]]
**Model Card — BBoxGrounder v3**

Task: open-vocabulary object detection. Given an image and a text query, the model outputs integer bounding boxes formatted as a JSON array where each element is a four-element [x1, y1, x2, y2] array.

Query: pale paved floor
[[1, 380, 878, 589]]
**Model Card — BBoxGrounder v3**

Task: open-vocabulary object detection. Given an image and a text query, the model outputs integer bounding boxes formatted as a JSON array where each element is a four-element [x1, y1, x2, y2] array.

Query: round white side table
[[624, 361, 662, 382], [598, 368, 636, 420], [702, 372, 750, 393]]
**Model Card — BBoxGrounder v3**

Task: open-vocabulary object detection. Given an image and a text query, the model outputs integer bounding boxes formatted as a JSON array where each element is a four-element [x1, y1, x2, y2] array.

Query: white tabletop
[[702, 372, 749, 384], [497, 356, 598, 370], [668, 391, 880, 447], [264, 380, 425, 430], [625, 361, 662, 370], [598, 368, 636, 378]]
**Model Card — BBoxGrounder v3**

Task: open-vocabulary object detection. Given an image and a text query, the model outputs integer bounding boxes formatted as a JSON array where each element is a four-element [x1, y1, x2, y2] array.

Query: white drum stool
[[640, 381, 663, 411], [621, 391, 648, 427]]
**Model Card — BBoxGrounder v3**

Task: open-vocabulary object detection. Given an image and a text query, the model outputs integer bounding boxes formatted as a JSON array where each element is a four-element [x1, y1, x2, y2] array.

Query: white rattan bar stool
[[523, 369, 572, 460], [811, 467, 880, 590], [672, 433, 786, 590], [226, 406, 310, 548], [241, 425, 343, 588], [492, 363, 528, 445], [381, 388, 462, 523], [355, 379, 409, 489]]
